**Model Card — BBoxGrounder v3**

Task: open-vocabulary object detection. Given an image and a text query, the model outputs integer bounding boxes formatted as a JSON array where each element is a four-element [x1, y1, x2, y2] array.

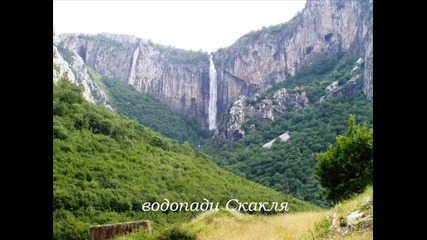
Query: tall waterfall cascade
[[208, 54, 217, 130], [128, 47, 140, 85]]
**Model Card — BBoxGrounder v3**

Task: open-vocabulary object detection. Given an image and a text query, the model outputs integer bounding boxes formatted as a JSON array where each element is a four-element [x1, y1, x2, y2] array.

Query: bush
[[315, 115, 373, 203], [158, 226, 196, 240]]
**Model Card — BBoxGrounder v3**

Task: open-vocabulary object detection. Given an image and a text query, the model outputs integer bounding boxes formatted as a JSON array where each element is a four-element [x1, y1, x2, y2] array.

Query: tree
[[315, 115, 373, 203]]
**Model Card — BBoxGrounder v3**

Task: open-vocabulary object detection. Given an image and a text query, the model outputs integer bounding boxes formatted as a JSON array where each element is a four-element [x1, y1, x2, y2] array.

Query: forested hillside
[[212, 94, 372, 207], [53, 80, 315, 240], [206, 53, 373, 207], [87, 51, 373, 208], [53, 0, 374, 239]]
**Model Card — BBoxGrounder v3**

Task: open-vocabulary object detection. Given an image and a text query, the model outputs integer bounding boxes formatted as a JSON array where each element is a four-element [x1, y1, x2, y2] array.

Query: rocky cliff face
[[54, 32, 113, 110], [55, 0, 372, 131], [58, 33, 210, 126], [213, 88, 309, 146], [53, 46, 75, 84], [213, 0, 372, 116], [214, 54, 366, 146], [362, 0, 373, 100], [321, 58, 365, 101]]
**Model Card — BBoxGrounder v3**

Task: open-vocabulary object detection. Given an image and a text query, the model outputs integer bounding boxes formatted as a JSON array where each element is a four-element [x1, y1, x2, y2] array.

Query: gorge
[[54, 0, 373, 139], [53, 1, 374, 238]]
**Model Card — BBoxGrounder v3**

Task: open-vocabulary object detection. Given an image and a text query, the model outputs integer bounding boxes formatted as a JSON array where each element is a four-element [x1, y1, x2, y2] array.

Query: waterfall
[[208, 54, 217, 130], [128, 47, 140, 85]]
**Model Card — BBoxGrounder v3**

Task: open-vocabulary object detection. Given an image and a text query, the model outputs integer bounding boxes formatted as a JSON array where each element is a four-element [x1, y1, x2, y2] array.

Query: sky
[[53, 0, 306, 53]]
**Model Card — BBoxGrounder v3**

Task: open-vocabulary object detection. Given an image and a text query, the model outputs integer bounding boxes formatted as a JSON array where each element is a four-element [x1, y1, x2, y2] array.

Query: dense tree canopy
[[208, 94, 372, 207], [315, 115, 373, 203], [205, 52, 372, 207]]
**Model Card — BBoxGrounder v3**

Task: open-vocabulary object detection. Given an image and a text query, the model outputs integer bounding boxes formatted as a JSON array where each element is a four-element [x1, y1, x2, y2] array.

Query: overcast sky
[[53, 0, 306, 52]]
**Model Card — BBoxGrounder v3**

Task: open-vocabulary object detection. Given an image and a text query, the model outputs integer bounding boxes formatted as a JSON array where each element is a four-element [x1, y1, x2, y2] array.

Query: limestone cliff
[[362, 0, 373, 100], [213, 88, 309, 147], [58, 33, 210, 126], [53, 32, 113, 110], [53, 46, 75, 84], [321, 58, 365, 101], [213, 0, 373, 117], [55, 0, 372, 131], [213, 55, 365, 146]]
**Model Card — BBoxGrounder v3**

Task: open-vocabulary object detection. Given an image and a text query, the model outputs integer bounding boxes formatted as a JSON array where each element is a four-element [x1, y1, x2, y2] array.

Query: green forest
[[316, 115, 373, 203], [53, 80, 315, 240], [210, 94, 372, 207], [205, 53, 372, 207]]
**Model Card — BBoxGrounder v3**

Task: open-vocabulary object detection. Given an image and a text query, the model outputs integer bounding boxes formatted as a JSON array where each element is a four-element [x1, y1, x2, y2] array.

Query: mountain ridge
[[52, 0, 373, 211], [54, 0, 373, 129]]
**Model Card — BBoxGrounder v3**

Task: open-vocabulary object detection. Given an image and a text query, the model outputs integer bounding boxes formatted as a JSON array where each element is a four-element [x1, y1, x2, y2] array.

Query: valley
[[53, 0, 373, 239]]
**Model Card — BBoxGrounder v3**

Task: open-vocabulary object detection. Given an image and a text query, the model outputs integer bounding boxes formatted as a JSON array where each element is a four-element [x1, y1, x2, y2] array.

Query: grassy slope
[[119, 186, 372, 240], [188, 210, 326, 240], [53, 80, 316, 240], [311, 186, 373, 240]]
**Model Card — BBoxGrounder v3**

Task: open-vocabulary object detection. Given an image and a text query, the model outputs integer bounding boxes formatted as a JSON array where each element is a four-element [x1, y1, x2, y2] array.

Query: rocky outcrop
[[56, 0, 372, 129], [363, 42, 373, 100], [321, 57, 365, 102], [214, 0, 373, 118], [213, 96, 247, 147], [54, 34, 113, 111], [324, 76, 364, 100], [53, 46, 75, 84], [213, 89, 308, 146], [354, 0, 373, 100], [328, 195, 373, 236], [262, 131, 291, 149], [246, 89, 309, 122], [363, 13, 373, 101]]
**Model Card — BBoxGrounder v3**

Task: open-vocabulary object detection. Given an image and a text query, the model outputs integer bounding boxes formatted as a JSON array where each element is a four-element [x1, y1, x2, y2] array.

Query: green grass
[[310, 186, 373, 240], [118, 187, 372, 240]]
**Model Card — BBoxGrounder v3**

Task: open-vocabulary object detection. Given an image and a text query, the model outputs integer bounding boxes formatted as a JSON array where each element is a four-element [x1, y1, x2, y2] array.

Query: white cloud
[[53, 0, 306, 52]]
